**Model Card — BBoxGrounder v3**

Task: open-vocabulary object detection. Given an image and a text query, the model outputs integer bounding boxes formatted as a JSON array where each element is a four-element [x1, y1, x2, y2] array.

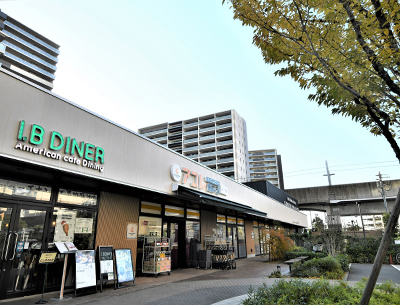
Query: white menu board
[[75, 250, 96, 289]]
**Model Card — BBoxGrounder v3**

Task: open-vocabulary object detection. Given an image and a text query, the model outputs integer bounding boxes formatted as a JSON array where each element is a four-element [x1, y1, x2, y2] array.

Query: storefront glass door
[[163, 221, 185, 269], [0, 204, 47, 299], [227, 226, 238, 258], [237, 226, 246, 258]]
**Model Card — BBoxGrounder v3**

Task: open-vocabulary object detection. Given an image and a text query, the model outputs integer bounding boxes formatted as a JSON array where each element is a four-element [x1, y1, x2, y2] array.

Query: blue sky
[[1, 0, 399, 190]]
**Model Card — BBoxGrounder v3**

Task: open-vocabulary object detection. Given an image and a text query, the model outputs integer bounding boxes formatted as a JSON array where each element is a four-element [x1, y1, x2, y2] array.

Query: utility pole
[[356, 202, 367, 247], [376, 172, 390, 213], [323, 160, 335, 186]]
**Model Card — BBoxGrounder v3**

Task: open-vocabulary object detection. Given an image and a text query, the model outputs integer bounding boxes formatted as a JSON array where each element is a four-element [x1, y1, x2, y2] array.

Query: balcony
[[1, 29, 58, 63], [142, 128, 168, 137], [152, 136, 167, 142], [3, 51, 55, 79], [215, 114, 231, 121], [199, 118, 215, 125], [251, 174, 278, 179], [201, 160, 217, 166], [249, 163, 277, 168], [216, 123, 232, 130], [218, 157, 234, 163], [4, 21, 59, 55], [183, 130, 198, 136], [199, 142, 216, 150], [183, 146, 199, 152], [250, 157, 276, 162], [199, 126, 215, 133], [199, 134, 215, 141], [217, 166, 235, 173], [183, 138, 198, 144], [216, 131, 232, 138], [199, 151, 216, 158], [216, 140, 233, 146], [2, 41, 57, 71], [249, 151, 276, 157], [217, 149, 233, 155], [184, 154, 198, 158], [250, 169, 276, 174], [183, 121, 198, 128]]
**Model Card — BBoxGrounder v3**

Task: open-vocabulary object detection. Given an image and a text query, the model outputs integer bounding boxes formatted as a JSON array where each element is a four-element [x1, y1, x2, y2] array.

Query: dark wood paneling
[[245, 219, 255, 256], [95, 192, 140, 270], [200, 209, 216, 248]]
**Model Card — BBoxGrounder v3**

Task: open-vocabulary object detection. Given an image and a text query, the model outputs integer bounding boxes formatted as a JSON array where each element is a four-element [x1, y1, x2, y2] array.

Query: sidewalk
[[1, 256, 285, 305]]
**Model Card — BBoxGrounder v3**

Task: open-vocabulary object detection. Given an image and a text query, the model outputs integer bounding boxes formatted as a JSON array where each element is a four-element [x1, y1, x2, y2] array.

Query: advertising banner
[[114, 249, 134, 284], [75, 250, 96, 289], [54, 210, 76, 242]]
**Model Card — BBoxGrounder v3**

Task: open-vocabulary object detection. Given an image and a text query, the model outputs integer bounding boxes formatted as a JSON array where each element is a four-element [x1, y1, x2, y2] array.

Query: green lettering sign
[[84, 143, 95, 161], [71, 139, 85, 158], [95, 147, 105, 164], [49, 131, 64, 150], [30, 124, 44, 145]]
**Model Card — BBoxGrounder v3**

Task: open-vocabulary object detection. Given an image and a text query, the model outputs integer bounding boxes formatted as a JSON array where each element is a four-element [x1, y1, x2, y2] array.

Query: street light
[[351, 220, 356, 237]]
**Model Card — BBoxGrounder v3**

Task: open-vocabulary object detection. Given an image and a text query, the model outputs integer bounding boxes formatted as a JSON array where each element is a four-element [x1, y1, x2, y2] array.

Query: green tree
[[223, 1, 400, 303], [383, 212, 400, 237], [312, 216, 324, 232]]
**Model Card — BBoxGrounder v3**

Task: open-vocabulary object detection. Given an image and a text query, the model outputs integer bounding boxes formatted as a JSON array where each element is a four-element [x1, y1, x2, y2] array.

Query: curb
[[211, 294, 248, 305]]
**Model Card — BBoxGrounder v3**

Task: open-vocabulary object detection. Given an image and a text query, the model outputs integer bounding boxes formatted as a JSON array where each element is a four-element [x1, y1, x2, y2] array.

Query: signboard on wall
[[114, 249, 134, 284], [126, 223, 137, 240], [75, 250, 96, 289]]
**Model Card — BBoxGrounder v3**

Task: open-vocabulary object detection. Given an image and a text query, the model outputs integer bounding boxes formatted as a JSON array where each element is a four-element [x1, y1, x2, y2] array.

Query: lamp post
[[351, 220, 356, 237]]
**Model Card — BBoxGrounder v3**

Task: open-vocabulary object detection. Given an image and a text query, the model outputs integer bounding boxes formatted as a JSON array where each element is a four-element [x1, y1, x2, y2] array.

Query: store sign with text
[[170, 164, 228, 196], [13, 120, 105, 173]]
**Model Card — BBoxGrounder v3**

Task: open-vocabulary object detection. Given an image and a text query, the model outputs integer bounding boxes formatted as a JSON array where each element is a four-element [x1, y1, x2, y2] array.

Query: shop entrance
[[0, 202, 49, 300], [227, 226, 238, 259], [162, 220, 185, 269]]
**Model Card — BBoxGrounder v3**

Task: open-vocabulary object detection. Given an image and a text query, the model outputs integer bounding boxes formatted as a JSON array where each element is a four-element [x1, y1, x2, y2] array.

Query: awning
[[175, 185, 267, 218]]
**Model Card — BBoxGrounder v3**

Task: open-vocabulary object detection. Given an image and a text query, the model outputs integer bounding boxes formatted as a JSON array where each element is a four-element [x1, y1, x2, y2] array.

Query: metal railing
[[217, 149, 233, 155], [142, 128, 168, 137], [217, 166, 235, 172]]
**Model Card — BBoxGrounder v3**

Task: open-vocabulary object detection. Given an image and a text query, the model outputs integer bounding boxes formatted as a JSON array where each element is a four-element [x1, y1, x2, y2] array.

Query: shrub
[[291, 256, 344, 280], [284, 251, 326, 260], [336, 254, 350, 272], [242, 279, 400, 305], [268, 270, 283, 278]]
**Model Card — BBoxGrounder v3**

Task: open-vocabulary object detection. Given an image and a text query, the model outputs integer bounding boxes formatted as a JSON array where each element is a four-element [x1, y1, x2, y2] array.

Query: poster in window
[[75, 218, 93, 234], [126, 223, 137, 240], [75, 250, 96, 289], [54, 210, 76, 242], [114, 249, 134, 284]]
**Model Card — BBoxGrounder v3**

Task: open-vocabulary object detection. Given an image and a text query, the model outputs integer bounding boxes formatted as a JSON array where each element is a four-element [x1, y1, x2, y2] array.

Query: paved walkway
[[2, 258, 400, 305]]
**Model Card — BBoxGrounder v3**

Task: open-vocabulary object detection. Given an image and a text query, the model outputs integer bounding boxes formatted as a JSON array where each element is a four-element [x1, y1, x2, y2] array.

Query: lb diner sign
[[170, 164, 228, 196], [13, 120, 105, 173]]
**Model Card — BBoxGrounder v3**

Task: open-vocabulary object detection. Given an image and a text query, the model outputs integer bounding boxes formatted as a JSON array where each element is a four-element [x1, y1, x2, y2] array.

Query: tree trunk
[[359, 188, 400, 305]]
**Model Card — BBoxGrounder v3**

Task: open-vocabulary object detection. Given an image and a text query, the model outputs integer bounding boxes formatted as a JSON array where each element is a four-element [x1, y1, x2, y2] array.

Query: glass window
[[227, 216, 236, 224], [57, 189, 97, 206], [0, 179, 51, 201], [216, 224, 226, 238], [141, 201, 162, 215], [253, 221, 259, 227], [186, 209, 200, 220], [165, 205, 184, 217], [217, 214, 226, 223], [138, 216, 162, 237], [237, 218, 244, 226], [186, 221, 200, 240], [49, 207, 97, 250]]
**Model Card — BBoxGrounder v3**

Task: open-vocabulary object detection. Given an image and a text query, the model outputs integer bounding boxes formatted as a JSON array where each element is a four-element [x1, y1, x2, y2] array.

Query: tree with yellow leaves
[[223, 1, 400, 303], [261, 228, 294, 261]]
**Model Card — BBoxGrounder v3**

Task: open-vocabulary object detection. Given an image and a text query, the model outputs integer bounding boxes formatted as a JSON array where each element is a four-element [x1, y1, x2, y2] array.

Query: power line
[[284, 163, 400, 178], [284, 160, 398, 175]]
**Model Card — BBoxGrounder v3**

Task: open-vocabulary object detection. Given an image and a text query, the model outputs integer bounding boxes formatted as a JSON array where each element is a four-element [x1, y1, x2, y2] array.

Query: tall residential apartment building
[[138, 110, 250, 182], [248, 149, 284, 189], [0, 10, 59, 90]]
